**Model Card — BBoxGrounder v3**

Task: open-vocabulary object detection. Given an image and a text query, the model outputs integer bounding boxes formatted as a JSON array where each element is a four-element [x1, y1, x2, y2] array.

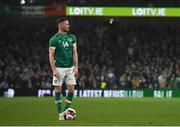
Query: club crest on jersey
[[67, 38, 73, 42]]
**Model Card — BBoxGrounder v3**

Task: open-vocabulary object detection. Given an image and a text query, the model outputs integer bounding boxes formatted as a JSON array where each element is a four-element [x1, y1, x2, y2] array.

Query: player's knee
[[67, 86, 74, 93], [54, 86, 62, 93], [68, 88, 74, 93], [68, 89, 74, 93]]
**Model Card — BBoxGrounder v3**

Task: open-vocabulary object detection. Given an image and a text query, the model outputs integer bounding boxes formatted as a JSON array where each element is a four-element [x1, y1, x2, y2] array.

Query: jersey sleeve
[[72, 35, 77, 46], [49, 37, 57, 48]]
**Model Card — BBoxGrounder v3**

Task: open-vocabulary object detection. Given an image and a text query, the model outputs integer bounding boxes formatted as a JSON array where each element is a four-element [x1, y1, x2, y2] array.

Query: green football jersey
[[49, 32, 77, 68]]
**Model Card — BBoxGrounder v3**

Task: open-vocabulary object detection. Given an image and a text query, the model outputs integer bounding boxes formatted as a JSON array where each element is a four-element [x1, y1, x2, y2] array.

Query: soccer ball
[[64, 108, 76, 120]]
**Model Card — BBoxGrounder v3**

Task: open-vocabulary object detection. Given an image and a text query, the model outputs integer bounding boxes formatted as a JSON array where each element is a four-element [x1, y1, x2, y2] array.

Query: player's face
[[61, 20, 70, 32]]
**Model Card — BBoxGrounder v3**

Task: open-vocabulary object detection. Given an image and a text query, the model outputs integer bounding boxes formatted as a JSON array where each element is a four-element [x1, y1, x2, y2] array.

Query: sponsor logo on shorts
[[54, 79, 58, 84]]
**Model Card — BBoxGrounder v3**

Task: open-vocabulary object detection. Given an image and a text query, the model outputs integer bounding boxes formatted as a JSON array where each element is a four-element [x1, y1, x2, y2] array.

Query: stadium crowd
[[0, 21, 180, 90], [114, 24, 180, 89]]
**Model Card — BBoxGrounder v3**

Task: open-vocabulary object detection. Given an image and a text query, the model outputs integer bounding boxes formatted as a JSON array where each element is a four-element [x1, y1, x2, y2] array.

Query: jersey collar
[[58, 32, 67, 36]]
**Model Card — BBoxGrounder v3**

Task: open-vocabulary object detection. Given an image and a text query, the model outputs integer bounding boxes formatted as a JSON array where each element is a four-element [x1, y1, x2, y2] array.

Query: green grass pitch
[[0, 97, 180, 126]]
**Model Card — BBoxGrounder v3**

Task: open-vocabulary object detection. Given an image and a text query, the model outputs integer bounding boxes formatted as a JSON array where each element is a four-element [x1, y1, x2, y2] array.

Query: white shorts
[[52, 66, 76, 86]]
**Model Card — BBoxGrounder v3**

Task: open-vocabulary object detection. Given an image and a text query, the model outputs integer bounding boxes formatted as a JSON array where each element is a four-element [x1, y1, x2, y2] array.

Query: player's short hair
[[56, 17, 68, 25]]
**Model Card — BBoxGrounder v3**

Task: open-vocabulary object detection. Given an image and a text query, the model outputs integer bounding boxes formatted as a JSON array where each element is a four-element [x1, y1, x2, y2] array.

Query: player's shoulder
[[50, 32, 59, 41], [67, 33, 77, 43], [67, 32, 76, 38]]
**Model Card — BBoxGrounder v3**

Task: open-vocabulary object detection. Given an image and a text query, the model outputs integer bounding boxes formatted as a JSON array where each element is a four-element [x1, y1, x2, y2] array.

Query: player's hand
[[53, 69, 60, 78], [73, 66, 78, 78]]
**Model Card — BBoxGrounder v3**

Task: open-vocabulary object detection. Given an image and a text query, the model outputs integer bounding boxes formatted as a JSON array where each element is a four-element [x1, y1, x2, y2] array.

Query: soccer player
[[49, 17, 78, 120]]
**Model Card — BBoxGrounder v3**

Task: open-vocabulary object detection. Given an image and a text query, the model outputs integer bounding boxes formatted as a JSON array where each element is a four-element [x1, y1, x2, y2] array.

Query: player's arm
[[73, 43, 78, 77], [49, 47, 59, 78]]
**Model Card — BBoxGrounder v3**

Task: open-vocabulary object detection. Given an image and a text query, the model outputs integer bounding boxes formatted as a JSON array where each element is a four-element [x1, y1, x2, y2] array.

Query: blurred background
[[0, 0, 180, 97]]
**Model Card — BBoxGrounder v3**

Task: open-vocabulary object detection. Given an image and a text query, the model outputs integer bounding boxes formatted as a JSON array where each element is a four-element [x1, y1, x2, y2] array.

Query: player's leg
[[63, 67, 76, 111], [64, 85, 75, 111], [54, 86, 62, 114], [54, 86, 66, 121], [52, 68, 64, 117]]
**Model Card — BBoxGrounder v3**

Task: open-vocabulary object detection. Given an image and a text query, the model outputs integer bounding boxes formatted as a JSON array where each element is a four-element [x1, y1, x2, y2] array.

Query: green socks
[[54, 92, 74, 113], [64, 92, 74, 111], [54, 92, 62, 113]]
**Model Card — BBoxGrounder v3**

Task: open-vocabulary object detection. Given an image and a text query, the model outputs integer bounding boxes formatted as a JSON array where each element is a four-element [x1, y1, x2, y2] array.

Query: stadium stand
[[0, 19, 180, 90]]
